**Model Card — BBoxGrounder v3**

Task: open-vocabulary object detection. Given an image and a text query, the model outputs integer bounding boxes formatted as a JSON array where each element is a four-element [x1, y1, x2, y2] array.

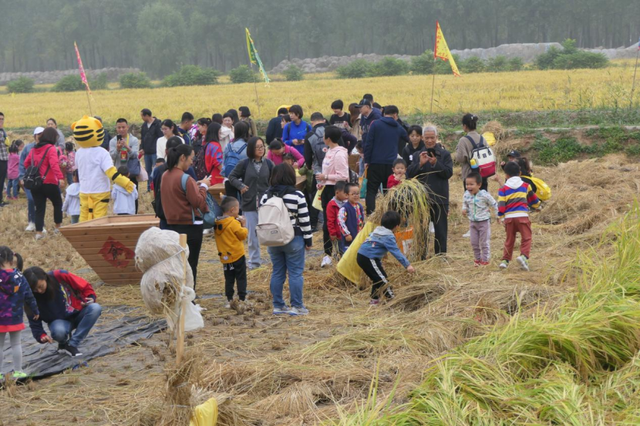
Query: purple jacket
[[0, 269, 39, 327]]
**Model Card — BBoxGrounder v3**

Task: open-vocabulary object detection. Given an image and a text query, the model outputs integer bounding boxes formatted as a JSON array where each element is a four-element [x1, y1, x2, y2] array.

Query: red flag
[[74, 42, 92, 95]]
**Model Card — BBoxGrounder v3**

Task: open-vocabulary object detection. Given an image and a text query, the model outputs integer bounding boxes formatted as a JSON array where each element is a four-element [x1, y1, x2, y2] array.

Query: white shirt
[[156, 135, 184, 159], [76, 146, 115, 194]]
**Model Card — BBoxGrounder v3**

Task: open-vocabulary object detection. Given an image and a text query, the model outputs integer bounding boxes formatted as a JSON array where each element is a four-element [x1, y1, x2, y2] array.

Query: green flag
[[245, 28, 270, 84]]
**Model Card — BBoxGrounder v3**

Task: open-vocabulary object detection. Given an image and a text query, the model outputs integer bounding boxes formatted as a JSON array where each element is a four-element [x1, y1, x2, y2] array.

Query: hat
[[507, 150, 521, 158], [33, 126, 45, 136], [355, 99, 372, 108]]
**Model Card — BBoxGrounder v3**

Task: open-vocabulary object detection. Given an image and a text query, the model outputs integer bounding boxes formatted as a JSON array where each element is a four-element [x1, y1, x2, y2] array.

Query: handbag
[[312, 186, 324, 211], [137, 166, 149, 182], [127, 157, 141, 176]]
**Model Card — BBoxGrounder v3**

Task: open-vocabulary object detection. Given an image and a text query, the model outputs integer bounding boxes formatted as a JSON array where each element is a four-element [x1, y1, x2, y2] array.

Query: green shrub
[[410, 50, 434, 75], [120, 72, 152, 89], [461, 57, 485, 73], [336, 59, 372, 79], [368, 57, 409, 77], [508, 57, 524, 71], [536, 39, 609, 70], [7, 76, 35, 93], [535, 46, 563, 70], [229, 65, 257, 84], [163, 65, 221, 87], [486, 56, 509, 72], [89, 72, 108, 90], [283, 65, 304, 81], [53, 75, 85, 92]]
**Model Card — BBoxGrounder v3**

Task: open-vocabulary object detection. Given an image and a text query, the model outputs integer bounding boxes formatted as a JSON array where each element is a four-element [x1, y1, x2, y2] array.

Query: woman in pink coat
[[266, 139, 304, 168]]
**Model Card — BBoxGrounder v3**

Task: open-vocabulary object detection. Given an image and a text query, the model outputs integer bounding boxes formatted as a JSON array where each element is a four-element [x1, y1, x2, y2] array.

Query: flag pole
[[85, 89, 93, 117], [630, 46, 640, 109], [251, 63, 261, 117], [430, 59, 436, 114]]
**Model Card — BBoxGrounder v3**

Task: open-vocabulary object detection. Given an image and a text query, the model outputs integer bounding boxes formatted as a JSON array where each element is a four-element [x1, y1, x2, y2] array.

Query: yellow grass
[[1, 63, 639, 129]]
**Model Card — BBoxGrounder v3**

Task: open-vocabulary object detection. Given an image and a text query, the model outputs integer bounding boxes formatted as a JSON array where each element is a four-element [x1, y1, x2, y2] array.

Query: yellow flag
[[434, 21, 461, 77]]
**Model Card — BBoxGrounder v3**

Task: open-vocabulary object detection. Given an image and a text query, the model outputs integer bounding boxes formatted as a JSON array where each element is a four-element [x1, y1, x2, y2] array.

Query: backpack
[[180, 173, 217, 229], [223, 141, 247, 177], [528, 175, 551, 201], [466, 136, 496, 178], [24, 146, 53, 190], [256, 192, 295, 247], [193, 142, 214, 181]]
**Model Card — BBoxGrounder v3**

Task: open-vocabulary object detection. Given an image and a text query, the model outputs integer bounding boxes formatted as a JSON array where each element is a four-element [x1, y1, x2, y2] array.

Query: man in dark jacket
[[140, 108, 163, 191], [407, 125, 453, 257], [266, 107, 289, 144], [363, 105, 408, 214], [356, 99, 382, 144]]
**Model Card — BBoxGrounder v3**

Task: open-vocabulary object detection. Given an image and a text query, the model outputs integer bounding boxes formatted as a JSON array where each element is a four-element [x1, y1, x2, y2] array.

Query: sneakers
[[474, 260, 481, 267], [462, 230, 471, 238], [272, 306, 292, 315], [429, 222, 435, 234], [224, 301, 231, 309], [35, 233, 45, 241], [479, 261, 490, 266], [12, 371, 28, 380], [53, 228, 61, 236], [321, 255, 333, 268], [289, 307, 309, 316], [516, 255, 530, 272], [25, 222, 36, 232], [384, 287, 395, 300], [370, 299, 380, 305], [59, 344, 82, 357], [499, 260, 509, 269]]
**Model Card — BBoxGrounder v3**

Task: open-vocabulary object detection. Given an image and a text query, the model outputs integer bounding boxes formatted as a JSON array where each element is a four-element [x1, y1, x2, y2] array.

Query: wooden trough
[[60, 214, 159, 286]]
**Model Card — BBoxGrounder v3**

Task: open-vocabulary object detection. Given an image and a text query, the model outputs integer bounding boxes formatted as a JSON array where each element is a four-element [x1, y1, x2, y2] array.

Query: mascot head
[[71, 116, 104, 148]]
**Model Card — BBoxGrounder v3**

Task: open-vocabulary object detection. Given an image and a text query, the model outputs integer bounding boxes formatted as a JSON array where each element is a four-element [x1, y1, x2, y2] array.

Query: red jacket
[[326, 198, 344, 238], [204, 141, 224, 184], [23, 144, 64, 185], [387, 174, 402, 189]]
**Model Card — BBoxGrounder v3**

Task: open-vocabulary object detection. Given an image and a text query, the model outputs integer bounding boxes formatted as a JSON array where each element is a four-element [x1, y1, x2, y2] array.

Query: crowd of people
[[0, 97, 545, 379]]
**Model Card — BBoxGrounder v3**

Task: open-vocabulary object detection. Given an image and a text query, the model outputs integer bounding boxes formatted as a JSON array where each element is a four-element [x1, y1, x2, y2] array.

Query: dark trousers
[[366, 163, 393, 215], [223, 256, 247, 301], [130, 176, 139, 214], [357, 253, 390, 299], [307, 187, 320, 230], [430, 203, 449, 257], [32, 184, 63, 232], [463, 177, 488, 192], [321, 184, 336, 256], [0, 160, 7, 203], [224, 181, 241, 209], [166, 223, 204, 293]]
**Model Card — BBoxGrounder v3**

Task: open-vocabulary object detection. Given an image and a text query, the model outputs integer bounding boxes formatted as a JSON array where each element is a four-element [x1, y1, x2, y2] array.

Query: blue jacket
[[283, 121, 312, 155], [266, 116, 284, 143], [359, 108, 382, 143], [364, 117, 408, 165], [358, 226, 410, 268], [0, 269, 39, 327], [19, 142, 36, 180]]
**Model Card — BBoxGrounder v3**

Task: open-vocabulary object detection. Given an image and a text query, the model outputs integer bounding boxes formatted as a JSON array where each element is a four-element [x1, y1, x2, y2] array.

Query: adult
[[211, 113, 223, 125], [239, 106, 257, 139], [140, 109, 163, 191], [223, 122, 249, 202], [193, 117, 211, 155], [329, 100, 351, 129], [316, 126, 350, 268], [160, 144, 211, 291], [219, 113, 235, 151], [0, 112, 9, 208], [109, 118, 140, 213], [402, 125, 426, 166], [266, 107, 289, 144], [228, 137, 274, 270], [20, 127, 44, 231], [267, 139, 304, 168], [25, 267, 101, 357], [178, 112, 194, 145], [95, 116, 111, 151], [407, 125, 453, 256], [23, 127, 65, 240], [46, 118, 66, 148], [303, 112, 328, 231], [157, 119, 183, 161], [259, 163, 312, 316], [455, 113, 487, 191], [226, 109, 239, 125], [356, 99, 382, 146], [363, 105, 408, 215], [283, 105, 312, 156], [203, 122, 224, 185]]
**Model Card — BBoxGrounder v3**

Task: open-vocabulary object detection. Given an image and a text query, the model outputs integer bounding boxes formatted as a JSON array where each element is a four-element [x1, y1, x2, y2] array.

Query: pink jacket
[[321, 146, 349, 185], [267, 145, 304, 168], [7, 153, 19, 180]]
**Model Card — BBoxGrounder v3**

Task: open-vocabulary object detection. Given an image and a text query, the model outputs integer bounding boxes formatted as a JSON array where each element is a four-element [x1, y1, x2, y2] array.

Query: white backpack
[[257, 195, 295, 247]]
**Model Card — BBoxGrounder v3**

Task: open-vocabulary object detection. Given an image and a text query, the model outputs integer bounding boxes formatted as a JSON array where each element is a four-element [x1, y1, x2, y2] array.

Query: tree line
[[2, 0, 638, 78]]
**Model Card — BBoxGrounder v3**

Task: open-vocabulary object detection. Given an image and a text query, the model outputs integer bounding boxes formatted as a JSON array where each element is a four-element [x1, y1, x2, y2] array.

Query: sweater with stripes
[[260, 185, 313, 247], [498, 177, 541, 219]]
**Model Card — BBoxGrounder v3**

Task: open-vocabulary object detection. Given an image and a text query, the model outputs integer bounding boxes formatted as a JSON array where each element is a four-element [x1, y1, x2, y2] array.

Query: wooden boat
[[60, 214, 159, 286]]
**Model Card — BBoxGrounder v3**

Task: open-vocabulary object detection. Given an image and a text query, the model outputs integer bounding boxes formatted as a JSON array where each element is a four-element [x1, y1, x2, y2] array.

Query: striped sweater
[[260, 185, 313, 247], [498, 177, 541, 219]]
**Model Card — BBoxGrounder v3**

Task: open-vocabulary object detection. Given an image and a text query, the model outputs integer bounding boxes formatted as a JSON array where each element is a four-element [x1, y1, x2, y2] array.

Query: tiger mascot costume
[[71, 116, 135, 222]]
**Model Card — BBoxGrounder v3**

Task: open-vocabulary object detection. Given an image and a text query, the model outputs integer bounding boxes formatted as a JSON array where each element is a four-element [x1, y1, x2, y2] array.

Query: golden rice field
[[1, 62, 639, 129]]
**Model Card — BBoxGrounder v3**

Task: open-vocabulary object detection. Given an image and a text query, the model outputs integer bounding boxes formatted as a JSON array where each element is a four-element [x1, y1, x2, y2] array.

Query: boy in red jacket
[[325, 181, 349, 257]]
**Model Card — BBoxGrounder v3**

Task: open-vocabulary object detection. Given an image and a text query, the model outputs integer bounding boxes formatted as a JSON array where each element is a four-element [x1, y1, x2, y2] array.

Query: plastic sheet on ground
[[1, 306, 166, 379]]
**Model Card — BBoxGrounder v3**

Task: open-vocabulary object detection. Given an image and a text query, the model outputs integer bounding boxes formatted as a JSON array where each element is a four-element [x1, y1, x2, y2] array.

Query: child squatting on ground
[[0, 246, 39, 381], [462, 172, 498, 266], [357, 211, 415, 305], [498, 162, 541, 271], [214, 197, 249, 308]]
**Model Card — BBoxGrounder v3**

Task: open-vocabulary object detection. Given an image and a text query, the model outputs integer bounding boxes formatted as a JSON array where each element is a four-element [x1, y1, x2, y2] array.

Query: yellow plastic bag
[[336, 222, 376, 284], [189, 397, 218, 426], [482, 131, 497, 147], [312, 187, 324, 211], [529, 176, 551, 201]]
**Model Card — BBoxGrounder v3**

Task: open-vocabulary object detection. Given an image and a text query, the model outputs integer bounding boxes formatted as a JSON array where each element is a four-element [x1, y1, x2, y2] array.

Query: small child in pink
[[6, 140, 24, 200]]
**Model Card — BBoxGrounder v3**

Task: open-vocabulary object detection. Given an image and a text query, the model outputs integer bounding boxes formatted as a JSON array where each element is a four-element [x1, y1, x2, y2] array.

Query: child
[[462, 173, 498, 267], [357, 211, 415, 304], [64, 142, 76, 185], [282, 153, 297, 167], [214, 197, 249, 308], [62, 171, 81, 224], [0, 246, 39, 380], [498, 162, 541, 271], [112, 165, 138, 215], [150, 158, 165, 192], [387, 159, 407, 189], [6, 141, 23, 200], [329, 100, 351, 130], [339, 182, 365, 248], [326, 181, 349, 255], [402, 125, 425, 166]]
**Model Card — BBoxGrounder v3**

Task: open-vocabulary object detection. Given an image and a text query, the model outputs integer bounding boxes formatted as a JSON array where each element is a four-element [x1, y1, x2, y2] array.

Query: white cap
[[33, 126, 45, 135]]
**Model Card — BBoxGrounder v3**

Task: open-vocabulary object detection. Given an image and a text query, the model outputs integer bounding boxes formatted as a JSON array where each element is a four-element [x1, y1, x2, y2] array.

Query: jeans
[[268, 235, 305, 309], [32, 183, 63, 232], [66, 172, 73, 185], [71, 215, 80, 224], [49, 303, 102, 347], [25, 189, 35, 223], [144, 154, 157, 190], [245, 211, 261, 269], [6, 179, 19, 198]]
